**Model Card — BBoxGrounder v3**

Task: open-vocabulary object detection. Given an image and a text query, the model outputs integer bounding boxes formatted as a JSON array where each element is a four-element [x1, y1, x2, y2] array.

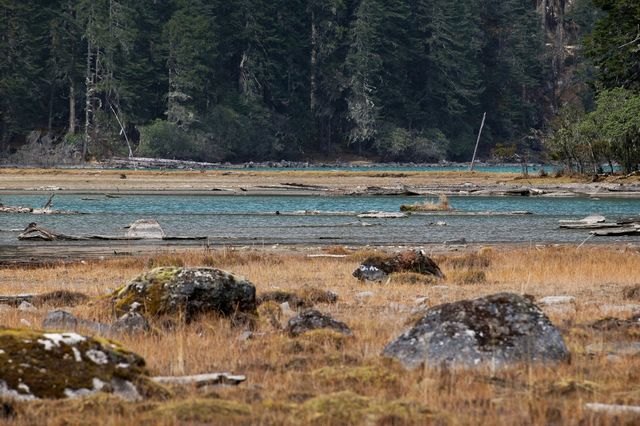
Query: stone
[[285, 309, 353, 337], [112, 312, 150, 334], [42, 310, 113, 335], [0, 328, 158, 400], [356, 291, 375, 299], [382, 292, 570, 369], [126, 219, 165, 239], [353, 250, 444, 282], [43, 310, 79, 330], [623, 285, 640, 300], [17, 301, 36, 312], [111, 267, 257, 323], [538, 295, 576, 305]]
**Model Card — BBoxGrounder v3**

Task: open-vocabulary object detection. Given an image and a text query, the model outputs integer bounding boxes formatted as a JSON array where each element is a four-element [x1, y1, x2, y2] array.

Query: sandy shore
[[1, 167, 640, 197]]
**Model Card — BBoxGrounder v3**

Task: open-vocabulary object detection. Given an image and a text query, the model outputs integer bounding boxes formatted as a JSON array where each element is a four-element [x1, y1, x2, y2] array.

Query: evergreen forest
[[0, 0, 638, 166]]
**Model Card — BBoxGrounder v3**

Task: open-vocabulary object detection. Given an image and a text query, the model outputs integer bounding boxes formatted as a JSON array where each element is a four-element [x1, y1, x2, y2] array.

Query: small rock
[[538, 296, 576, 305], [42, 310, 78, 330], [17, 301, 36, 312], [280, 302, 294, 316], [238, 331, 253, 341], [355, 291, 375, 299], [285, 309, 352, 337], [112, 312, 149, 334], [383, 292, 570, 369], [19, 319, 31, 327], [414, 296, 429, 305]]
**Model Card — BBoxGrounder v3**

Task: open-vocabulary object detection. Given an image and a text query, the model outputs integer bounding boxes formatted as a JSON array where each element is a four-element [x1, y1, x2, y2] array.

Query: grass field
[[0, 244, 639, 424]]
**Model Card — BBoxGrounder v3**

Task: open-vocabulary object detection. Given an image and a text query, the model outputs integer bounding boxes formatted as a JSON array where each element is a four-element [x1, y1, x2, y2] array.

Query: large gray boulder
[[112, 267, 257, 322], [382, 293, 570, 369]]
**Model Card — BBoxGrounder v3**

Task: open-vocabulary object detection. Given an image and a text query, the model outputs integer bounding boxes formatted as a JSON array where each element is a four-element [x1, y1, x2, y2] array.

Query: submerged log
[[18, 223, 87, 241], [591, 227, 640, 237], [559, 223, 621, 230], [357, 211, 408, 218], [17, 222, 207, 241]]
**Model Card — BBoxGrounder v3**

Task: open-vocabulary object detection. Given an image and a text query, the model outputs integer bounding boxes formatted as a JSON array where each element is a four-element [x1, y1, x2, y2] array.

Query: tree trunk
[[84, 39, 93, 162], [68, 80, 76, 135], [310, 12, 318, 113]]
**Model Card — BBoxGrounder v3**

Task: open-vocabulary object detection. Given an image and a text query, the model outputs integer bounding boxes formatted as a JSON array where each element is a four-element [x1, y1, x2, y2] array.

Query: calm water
[[0, 195, 640, 245], [1, 194, 639, 245]]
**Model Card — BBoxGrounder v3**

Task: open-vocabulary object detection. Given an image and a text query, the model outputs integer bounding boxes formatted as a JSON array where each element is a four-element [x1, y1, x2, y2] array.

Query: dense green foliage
[[546, 0, 640, 173], [0, 0, 581, 162]]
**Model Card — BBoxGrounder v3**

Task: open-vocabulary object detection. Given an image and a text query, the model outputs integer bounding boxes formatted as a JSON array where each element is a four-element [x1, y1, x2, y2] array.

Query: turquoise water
[[1, 194, 639, 245]]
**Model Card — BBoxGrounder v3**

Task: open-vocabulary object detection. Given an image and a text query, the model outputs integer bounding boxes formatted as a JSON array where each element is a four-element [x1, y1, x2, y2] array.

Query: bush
[[137, 120, 197, 160]]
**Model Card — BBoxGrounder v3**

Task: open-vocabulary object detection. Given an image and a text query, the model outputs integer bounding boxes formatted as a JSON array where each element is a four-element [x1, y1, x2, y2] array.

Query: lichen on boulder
[[353, 250, 444, 282], [0, 328, 156, 400], [111, 267, 257, 322], [383, 292, 570, 369]]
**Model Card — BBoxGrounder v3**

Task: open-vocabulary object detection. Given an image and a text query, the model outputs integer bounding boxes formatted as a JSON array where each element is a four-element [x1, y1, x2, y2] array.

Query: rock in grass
[[111, 267, 256, 322], [42, 310, 113, 335], [383, 292, 570, 369], [285, 309, 352, 337], [353, 250, 444, 282], [112, 312, 150, 334], [0, 328, 157, 400]]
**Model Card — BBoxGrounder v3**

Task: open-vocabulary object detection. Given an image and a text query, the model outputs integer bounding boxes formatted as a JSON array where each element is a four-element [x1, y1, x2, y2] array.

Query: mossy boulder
[[111, 267, 257, 322], [353, 250, 444, 282], [383, 292, 570, 369], [0, 328, 156, 400]]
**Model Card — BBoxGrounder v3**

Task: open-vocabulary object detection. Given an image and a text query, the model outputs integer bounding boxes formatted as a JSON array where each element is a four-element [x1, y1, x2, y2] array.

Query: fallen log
[[357, 211, 408, 218], [19, 223, 87, 241], [17, 222, 208, 241], [559, 215, 606, 225], [584, 402, 640, 415], [559, 223, 621, 230], [151, 373, 246, 387], [591, 228, 640, 236]]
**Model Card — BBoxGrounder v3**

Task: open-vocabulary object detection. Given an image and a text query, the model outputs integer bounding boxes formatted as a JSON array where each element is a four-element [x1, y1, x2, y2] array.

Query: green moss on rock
[[0, 328, 158, 400], [112, 267, 257, 322]]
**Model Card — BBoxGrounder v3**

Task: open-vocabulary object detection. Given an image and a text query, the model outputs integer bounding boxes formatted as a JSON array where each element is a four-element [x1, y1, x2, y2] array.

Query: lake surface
[[1, 194, 639, 246]]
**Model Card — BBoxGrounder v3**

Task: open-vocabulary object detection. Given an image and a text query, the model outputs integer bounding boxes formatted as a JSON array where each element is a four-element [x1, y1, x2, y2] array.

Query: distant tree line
[[545, 0, 640, 174], [0, 0, 594, 163]]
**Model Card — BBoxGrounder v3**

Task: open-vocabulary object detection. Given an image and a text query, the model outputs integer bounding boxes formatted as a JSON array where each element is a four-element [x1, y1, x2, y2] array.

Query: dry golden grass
[[1, 245, 640, 425]]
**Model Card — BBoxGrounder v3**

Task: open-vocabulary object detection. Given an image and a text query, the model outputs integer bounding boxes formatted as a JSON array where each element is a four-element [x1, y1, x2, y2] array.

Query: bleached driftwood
[[357, 211, 408, 219], [152, 373, 246, 387], [584, 402, 640, 415]]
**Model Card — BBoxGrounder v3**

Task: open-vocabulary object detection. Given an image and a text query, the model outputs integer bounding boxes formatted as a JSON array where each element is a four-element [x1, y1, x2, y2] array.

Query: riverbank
[[2, 167, 640, 197]]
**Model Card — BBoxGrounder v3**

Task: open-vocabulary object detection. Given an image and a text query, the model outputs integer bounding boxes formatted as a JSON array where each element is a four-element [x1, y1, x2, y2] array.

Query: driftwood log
[[151, 373, 246, 387], [17, 222, 207, 241]]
